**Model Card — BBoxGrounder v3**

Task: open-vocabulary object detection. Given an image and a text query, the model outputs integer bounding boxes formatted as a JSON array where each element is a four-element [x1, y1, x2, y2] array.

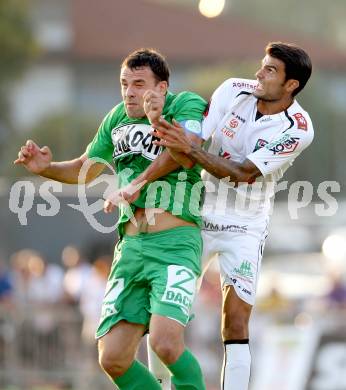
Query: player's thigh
[[221, 285, 252, 332], [98, 320, 146, 363], [149, 314, 185, 349]]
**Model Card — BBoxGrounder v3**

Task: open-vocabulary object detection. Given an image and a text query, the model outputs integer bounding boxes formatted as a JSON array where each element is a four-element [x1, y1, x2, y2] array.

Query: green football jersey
[[86, 91, 207, 236]]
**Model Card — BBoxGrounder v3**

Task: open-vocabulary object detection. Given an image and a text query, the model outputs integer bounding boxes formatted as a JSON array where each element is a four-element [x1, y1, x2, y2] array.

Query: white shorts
[[201, 218, 268, 305]]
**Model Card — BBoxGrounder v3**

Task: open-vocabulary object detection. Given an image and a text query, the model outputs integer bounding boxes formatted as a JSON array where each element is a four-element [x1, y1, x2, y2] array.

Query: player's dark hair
[[121, 48, 170, 85], [266, 42, 312, 96]]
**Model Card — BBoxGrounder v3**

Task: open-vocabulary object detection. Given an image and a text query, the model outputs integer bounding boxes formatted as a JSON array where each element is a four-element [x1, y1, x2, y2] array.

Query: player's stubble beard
[[253, 79, 287, 102]]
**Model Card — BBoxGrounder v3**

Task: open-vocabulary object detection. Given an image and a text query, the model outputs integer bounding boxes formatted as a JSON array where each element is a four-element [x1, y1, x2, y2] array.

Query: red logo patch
[[203, 100, 211, 118], [229, 119, 238, 128], [293, 113, 307, 131], [221, 151, 231, 159], [219, 148, 232, 159]]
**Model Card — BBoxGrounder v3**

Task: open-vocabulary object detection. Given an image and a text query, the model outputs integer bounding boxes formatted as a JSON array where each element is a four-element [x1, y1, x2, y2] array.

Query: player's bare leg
[[98, 320, 161, 389], [149, 314, 206, 389]]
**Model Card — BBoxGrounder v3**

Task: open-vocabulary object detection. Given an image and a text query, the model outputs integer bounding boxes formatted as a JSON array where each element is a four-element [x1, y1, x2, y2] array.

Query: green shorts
[[96, 226, 202, 339]]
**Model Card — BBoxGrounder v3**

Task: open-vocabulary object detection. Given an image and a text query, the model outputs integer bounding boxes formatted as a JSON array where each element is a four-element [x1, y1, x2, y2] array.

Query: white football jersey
[[201, 78, 314, 225]]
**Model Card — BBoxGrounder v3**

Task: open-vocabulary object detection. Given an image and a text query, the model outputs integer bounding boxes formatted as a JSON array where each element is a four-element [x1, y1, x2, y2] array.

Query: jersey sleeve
[[86, 106, 118, 163], [202, 78, 245, 141], [246, 126, 314, 176], [172, 91, 207, 138]]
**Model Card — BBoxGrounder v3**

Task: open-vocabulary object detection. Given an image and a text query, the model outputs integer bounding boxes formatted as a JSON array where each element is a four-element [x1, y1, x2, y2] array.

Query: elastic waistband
[[123, 226, 201, 240]]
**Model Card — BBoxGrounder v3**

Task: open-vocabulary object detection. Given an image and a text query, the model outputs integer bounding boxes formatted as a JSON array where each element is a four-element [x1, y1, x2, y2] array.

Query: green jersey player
[[15, 49, 207, 390]]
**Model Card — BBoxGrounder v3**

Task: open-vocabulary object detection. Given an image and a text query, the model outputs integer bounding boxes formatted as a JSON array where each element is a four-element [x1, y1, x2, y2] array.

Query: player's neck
[[256, 96, 294, 116]]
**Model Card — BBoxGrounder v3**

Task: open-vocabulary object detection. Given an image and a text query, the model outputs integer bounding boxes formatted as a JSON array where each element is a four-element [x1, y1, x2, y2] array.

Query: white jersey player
[[201, 76, 314, 305], [152, 42, 314, 389]]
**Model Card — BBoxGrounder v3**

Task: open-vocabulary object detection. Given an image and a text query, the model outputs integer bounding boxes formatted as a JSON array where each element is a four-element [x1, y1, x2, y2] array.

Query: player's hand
[[143, 90, 165, 126], [152, 118, 192, 154], [14, 140, 52, 174], [103, 180, 147, 213]]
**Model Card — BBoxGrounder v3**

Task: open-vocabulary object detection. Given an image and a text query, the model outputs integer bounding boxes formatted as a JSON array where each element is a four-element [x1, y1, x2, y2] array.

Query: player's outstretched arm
[[14, 140, 105, 184]]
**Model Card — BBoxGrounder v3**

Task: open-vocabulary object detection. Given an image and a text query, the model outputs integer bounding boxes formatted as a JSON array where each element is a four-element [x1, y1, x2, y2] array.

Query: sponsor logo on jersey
[[203, 221, 248, 233], [253, 138, 269, 152], [218, 148, 231, 159], [266, 134, 300, 155], [164, 290, 193, 310], [221, 127, 236, 139], [233, 260, 254, 279], [232, 81, 256, 90], [229, 118, 239, 128], [111, 123, 162, 161], [293, 113, 308, 130], [221, 112, 245, 137], [161, 265, 196, 315], [231, 111, 246, 123]]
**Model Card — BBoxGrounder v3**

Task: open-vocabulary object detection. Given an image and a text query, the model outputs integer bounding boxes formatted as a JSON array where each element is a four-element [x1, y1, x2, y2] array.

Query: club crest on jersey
[[266, 134, 300, 155], [111, 123, 162, 161], [253, 138, 268, 152], [293, 113, 308, 131]]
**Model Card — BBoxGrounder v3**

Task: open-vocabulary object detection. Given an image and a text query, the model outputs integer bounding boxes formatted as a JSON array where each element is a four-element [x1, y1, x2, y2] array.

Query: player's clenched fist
[[14, 140, 52, 174], [143, 90, 165, 126]]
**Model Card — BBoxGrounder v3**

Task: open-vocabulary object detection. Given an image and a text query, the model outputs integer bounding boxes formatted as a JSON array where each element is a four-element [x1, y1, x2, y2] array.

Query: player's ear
[[157, 80, 168, 95], [286, 79, 299, 95]]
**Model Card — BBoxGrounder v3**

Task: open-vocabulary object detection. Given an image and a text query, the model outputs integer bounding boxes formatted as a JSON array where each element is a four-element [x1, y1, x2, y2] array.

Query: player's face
[[120, 66, 166, 118], [253, 55, 288, 102]]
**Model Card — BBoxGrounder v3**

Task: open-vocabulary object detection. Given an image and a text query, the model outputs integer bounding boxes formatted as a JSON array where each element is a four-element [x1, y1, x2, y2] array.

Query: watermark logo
[[8, 157, 342, 233]]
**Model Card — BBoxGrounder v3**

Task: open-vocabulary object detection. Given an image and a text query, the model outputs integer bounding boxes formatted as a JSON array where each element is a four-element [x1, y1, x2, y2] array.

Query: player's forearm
[[39, 158, 102, 184], [133, 150, 180, 185], [187, 144, 250, 183], [167, 149, 195, 169], [38, 160, 83, 184]]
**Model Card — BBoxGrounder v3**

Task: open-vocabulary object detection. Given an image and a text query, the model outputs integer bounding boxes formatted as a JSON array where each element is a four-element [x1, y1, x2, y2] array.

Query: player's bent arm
[[132, 134, 202, 187], [187, 145, 262, 184], [167, 149, 193, 169], [167, 134, 203, 169], [103, 152, 179, 211], [40, 154, 105, 184], [131, 150, 180, 188]]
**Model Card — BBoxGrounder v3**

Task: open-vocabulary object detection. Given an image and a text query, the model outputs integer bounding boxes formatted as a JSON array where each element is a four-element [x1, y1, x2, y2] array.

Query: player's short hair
[[121, 48, 170, 85], [266, 42, 312, 96]]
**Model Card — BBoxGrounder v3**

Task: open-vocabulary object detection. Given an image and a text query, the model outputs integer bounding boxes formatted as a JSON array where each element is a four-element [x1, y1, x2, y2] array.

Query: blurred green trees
[[0, 0, 36, 122], [6, 112, 99, 178]]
